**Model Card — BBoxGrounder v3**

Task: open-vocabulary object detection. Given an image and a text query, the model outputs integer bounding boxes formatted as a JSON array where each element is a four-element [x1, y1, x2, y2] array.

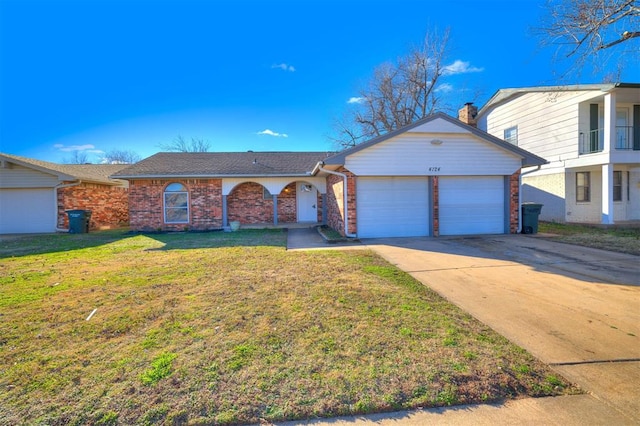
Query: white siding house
[[477, 83, 640, 224]]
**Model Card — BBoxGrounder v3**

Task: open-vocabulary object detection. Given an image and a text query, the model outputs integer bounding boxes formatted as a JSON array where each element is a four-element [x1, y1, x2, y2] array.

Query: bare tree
[[330, 28, 452, 148], [63, 151, 90, 164], [536, 0, 639, 77], [159, 136, 211, 152], [101, 149, 141, 164]]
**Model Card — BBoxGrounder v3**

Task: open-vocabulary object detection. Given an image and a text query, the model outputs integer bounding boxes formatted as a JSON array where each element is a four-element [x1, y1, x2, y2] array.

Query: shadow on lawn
[[0, 229, 287, 258], [144, 229, 287, 251]]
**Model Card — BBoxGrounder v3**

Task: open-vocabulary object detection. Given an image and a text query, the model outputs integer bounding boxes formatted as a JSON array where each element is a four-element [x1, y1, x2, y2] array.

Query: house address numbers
[[428, 167, 441, 172]]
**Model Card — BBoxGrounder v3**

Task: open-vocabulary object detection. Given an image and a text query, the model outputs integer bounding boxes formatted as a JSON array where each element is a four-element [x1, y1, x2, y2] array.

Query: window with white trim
[[164, 183, 189, 223], [613, 171, 622, 202], [576, 172, 590, 202], [504, 126, 518, 145]]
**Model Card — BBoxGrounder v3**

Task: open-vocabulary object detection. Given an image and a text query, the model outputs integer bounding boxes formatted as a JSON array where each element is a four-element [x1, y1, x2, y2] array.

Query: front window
[[576, 172, 590, 202], [613, 171, 622, 202], [164, 183, 189, 223], [504, 126, 518, 145]]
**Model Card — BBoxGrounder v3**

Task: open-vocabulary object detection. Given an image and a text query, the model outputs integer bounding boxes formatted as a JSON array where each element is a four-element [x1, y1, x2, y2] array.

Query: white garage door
[[439, 176, 505, 236], [357, 177, 429, 238], [0, 189, 56, 233]]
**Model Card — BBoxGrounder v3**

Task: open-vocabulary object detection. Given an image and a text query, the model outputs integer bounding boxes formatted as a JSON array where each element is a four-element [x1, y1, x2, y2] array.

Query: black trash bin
[[67, 210, 92, 234], [521, 203, 543, 234]]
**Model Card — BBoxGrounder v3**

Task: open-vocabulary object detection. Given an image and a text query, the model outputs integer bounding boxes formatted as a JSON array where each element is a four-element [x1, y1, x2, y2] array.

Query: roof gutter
[[54, 180, 82, 232], [317, 165, 356, 238]]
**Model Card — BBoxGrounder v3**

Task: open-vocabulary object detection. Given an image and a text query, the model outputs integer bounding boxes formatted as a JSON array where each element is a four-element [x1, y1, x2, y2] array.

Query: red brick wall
[[277, 182, 297, 223], [128, 179, 223, 231], [57, 183, 129, 230], [432, 176, 439, 236], [325, 168, 356, 236], [510, 170, 520, 234], [228, 182, 274, 224]]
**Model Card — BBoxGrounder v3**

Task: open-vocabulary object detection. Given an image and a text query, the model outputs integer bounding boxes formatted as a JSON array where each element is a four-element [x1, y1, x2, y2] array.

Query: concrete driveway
[[364, 234, 640, 423]]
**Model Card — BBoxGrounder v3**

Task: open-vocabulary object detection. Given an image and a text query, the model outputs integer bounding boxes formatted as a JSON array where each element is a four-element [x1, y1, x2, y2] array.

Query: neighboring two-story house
[[476, 83, 640, 225]]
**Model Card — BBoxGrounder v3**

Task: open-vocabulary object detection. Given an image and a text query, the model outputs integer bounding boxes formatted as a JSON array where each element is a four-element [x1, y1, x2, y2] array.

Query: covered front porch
[[221, 177, 327, 228], [567, 164, 640, 224]]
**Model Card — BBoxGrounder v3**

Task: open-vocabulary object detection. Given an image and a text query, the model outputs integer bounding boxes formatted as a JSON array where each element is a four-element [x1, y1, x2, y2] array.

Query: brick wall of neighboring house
[[510, 170, 521, 233], [128, 179, 223, 231], [325, 168, 357, 236], [57, 182, 129, 230]]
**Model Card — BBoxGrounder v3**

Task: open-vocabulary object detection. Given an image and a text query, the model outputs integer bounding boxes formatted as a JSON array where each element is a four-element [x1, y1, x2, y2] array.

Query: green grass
[[539, 221, 640, 255], [0, 230, 579, 424]]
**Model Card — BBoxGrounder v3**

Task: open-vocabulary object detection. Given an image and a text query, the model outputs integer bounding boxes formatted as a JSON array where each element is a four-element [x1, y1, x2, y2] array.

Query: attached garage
[[357, 177, 429, 238], [320, 112, 547, 238], [0, 153, 129, 234], [0, 188, 56, 233], [439, 176, 505, 236]]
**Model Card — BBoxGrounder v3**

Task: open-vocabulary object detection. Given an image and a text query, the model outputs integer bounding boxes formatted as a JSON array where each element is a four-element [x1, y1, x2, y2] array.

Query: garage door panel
[[0, 189, 56, 233], [358, 177, 429, 238], [440, 176, 505, 236]]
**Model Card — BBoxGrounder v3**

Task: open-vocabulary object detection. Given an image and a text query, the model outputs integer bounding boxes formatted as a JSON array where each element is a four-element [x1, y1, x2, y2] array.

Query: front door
[[297, 183, 318, 222]]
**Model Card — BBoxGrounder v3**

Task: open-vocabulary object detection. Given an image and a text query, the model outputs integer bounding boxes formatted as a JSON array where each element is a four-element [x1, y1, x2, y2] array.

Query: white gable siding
[[408, 118, 472, 134], [344, 133, 521, 176], [0, 163, 60, 188], [483, 91, 600, 163]]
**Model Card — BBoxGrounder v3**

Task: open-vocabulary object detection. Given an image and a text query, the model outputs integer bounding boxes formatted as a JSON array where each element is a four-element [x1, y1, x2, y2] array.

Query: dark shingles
[[112, 152, 332, 178]]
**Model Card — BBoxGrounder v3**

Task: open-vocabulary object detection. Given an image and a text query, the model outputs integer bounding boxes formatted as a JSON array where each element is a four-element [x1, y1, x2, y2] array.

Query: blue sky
[[1, 0, 637, 163]]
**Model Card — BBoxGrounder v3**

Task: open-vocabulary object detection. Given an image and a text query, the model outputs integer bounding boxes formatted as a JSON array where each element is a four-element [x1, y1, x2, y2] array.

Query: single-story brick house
[[113, 110, 547, 237], [0, 153, 129, 233]]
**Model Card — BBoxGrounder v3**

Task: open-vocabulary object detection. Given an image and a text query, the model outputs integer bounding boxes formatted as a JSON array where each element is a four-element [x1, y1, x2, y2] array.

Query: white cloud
[[257, 129, 288, 138], [53, 143, 101, 153], [435, 83, 454, 93], [347, 96, 365, 104], [271, 63, 296, 72], [442, 60, 484, 76]]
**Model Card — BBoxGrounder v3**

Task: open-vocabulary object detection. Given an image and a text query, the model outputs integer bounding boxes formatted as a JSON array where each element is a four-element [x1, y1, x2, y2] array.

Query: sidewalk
[[275, 394, 634, 425]]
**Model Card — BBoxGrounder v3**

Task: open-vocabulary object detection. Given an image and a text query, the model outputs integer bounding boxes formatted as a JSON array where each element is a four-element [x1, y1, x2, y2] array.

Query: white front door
[[297, 183, 318, 222]]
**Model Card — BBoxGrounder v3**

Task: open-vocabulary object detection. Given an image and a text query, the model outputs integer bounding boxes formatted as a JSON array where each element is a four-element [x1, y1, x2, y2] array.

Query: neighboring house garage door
[[439, 176, 505, 236], [357, 177, 429, 238], [0, 189, 56, 233]]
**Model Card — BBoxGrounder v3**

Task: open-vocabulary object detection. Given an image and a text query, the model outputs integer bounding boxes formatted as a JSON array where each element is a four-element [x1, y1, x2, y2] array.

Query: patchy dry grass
[[539, 222, 640, 255], [0, 230, 578, 425]]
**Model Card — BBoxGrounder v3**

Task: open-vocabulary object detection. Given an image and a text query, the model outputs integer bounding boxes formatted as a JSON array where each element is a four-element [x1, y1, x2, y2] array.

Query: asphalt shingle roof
[[1, 152, 129, 185], [112, 152, 333, 178]]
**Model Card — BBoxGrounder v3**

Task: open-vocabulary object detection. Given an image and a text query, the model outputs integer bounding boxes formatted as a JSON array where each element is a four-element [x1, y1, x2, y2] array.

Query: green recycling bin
[[521, 203, 543, 234], [67, 210, 92, 234]]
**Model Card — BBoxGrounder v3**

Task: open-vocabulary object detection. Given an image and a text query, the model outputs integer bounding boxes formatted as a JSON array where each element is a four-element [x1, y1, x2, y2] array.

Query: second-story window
[[576, 172, 590, 202], [504, 126, 518, 145]]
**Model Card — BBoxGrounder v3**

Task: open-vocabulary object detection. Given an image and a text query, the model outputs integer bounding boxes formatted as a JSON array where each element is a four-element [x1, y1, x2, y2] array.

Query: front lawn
[[0, 230, 577, 425], [539, 222, 640, 255]]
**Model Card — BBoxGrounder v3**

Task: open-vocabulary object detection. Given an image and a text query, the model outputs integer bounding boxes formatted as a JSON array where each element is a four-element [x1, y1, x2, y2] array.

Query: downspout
[[518, 165, 542, 233], [318, 166, 357, 238], [55, 180, 82, 232]]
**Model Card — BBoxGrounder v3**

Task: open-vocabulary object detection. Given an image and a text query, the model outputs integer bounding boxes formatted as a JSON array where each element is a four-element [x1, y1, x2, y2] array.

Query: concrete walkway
[[283, 229, 640, 425]]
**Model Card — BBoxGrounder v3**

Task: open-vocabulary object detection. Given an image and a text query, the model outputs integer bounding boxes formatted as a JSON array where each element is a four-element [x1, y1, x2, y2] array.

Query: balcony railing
[[579, 126, 636, 154]]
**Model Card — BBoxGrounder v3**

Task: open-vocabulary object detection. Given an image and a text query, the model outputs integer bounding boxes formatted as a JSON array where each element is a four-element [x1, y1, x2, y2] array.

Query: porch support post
[[272, 195, 278, 225], [222, 194, 228, 227], [602, 163, 614, 224], [603, 92, 616, 153], [322, 193, 327, 224]]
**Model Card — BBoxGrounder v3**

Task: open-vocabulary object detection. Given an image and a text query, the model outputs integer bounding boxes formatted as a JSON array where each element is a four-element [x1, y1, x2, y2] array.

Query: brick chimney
[[458, 102, 478, 127]]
